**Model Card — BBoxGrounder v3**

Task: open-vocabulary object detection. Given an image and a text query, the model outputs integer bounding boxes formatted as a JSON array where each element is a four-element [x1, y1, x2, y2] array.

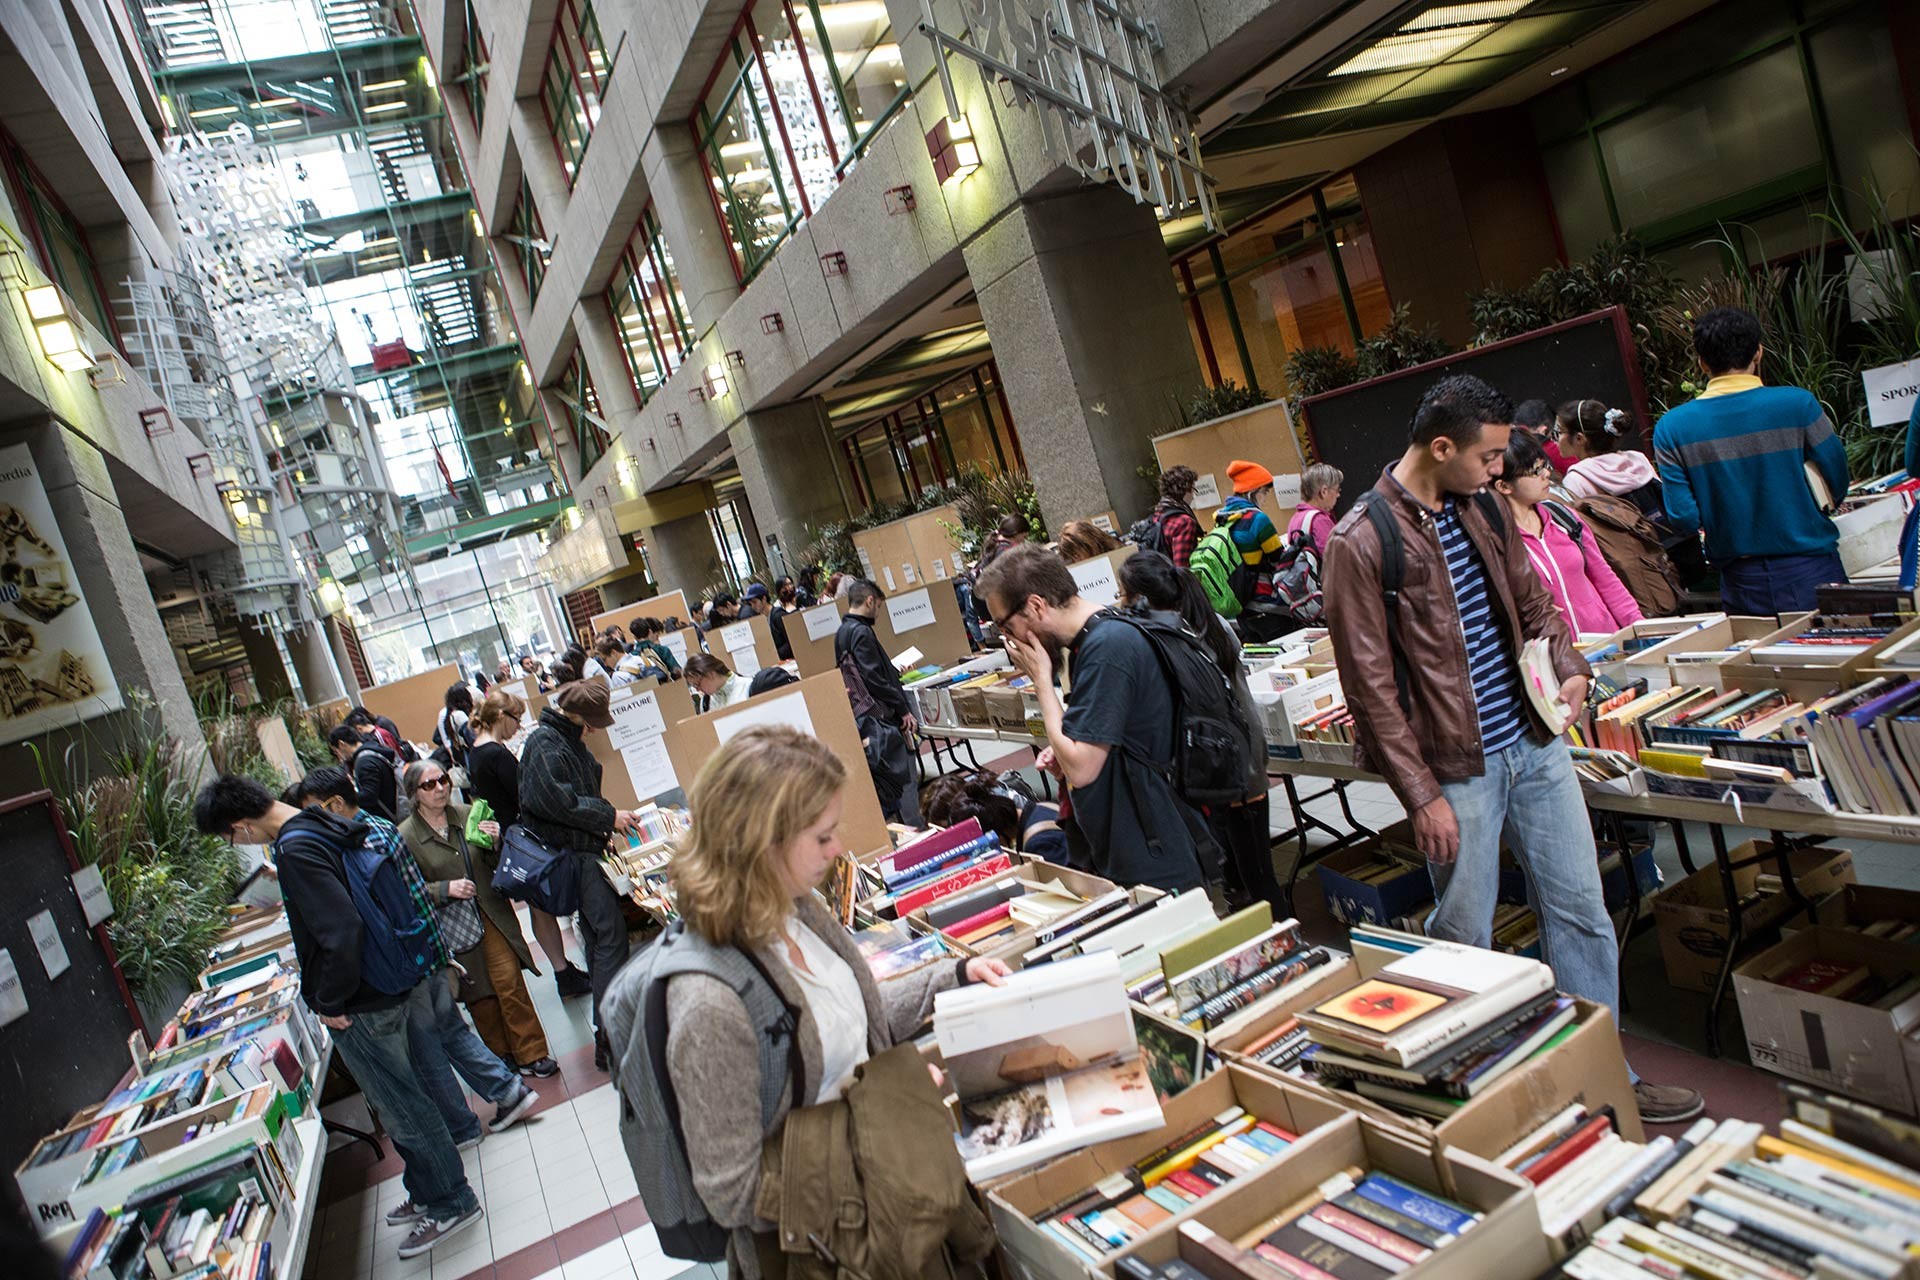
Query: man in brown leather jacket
[[1323, 374, 1702, 1125]]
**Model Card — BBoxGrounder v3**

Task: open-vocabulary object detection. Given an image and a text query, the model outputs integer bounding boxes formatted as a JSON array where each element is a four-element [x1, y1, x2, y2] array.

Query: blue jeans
[[333, 985, 480, 1221], [1428, 735, 1622, 1028], [1719, 550, 1845, 616], [408, 968, 522, 1143]]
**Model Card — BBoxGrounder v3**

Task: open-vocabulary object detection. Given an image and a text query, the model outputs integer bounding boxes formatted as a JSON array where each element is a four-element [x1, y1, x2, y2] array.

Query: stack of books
[[1293, 701, 1357, 755], [1799, 676, 1920, 815], [1752, 951, 1920, 1009], [1236, 1017, 1312, 1078], [1296, 940, 1564, 1121], [1028, 1108, 1300, 1262], [1132, 905, 1338, 1035], [863, 819, 1015, 918], [1747, 623, 1896, 665], [1024, 890, 1222, 988], [1491, 1104, 1684, 1242], [1130, 1165, 1484, 1279], [850, 919, 956, 982], [64, 1134, 291, 1280]]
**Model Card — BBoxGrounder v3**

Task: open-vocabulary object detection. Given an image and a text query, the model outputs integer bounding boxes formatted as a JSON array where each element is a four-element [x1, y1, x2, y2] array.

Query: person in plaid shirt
[[1149, 466, 1203, 568], [292, 768, 538, 1161]]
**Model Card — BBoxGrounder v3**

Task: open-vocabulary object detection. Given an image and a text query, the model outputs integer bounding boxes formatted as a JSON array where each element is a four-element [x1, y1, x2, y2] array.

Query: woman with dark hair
[[921, 768, 1069, 864], [769, 575, 799, 661], [437, 684, 476, 791], [1558, 399, 1657, 505], [1495, 430, 1643, 634], [685, 653, 746, 713], [1116, 550, 1282, 912]]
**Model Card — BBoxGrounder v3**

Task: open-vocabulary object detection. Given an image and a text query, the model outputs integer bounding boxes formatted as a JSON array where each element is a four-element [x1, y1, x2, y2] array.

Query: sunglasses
[[419, 776, 451, 791]]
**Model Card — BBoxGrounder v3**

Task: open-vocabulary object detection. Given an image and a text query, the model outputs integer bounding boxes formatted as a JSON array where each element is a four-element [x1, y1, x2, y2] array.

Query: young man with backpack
[[981, 543, 1237, 894], [1322, 374, 1701, 1125], [1130, 465, 1203, 567], [331, 723, 400, 822], [192, 776, 485, 1260]]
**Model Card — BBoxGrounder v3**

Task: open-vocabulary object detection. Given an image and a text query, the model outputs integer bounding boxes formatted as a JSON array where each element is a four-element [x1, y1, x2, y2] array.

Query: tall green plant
[[1355, 304, 1452, 380]]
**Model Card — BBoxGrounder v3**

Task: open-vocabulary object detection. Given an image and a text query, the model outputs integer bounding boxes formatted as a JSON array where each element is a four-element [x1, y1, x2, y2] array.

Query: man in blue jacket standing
[[1652, 306, 1850, 614]]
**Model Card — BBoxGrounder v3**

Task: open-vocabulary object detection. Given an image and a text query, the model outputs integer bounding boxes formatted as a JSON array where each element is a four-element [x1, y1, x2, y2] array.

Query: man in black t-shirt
[[978, 545, 1207, 893]]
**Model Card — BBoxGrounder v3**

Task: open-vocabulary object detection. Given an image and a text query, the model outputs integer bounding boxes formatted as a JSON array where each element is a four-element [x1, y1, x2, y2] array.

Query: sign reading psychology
[[1070, 557, 1122, 607], [886, 587, 937, 634]]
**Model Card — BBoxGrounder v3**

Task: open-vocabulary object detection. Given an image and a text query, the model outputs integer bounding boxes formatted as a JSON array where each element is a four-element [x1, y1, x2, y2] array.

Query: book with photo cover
[[935, 951, 1165, 1181], [1167, 920, 1302, 1019]]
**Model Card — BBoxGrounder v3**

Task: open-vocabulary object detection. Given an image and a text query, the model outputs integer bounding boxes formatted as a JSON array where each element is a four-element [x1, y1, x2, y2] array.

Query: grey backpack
[[599, 920, 805, 1262]]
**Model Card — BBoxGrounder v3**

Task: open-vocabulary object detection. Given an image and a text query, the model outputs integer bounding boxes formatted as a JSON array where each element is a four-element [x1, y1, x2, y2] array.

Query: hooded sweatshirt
[[350, 739, 400, 823], [1517, 502, 1643, 635], [1563, 449, 1659, 503], [273, 806, 403, 1017]]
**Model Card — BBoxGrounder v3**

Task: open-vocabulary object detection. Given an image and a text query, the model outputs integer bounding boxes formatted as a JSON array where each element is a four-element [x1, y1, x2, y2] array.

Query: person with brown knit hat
[[1218, 459, 1287, 614]]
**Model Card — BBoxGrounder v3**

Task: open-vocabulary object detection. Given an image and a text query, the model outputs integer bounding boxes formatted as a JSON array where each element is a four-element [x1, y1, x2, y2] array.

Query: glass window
[[507, 173, 548, 301], [606, 205, 694, 403], [540, 0, 609, 187], [1809, 8, 1920, 226], [559, 348, 607, 479], [458, 0, 490, 130], [0, 131, 118, 343]]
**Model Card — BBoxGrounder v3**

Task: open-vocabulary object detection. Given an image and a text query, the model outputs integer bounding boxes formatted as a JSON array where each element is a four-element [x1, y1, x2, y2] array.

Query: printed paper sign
[[886, 587, 937, 634], [932, 558, 947, 580], [714, 689, 817, 745], [1191, 472, 1222, 508], [951, 553, 963, 574], [731, 645, 762, 678], [1273, 473, 1303, 507], [71, 864, 112, 927], [661, 631, 689, 664], [1862, 357, 1920, 428], [1091, 514, 1115, 533], [881, 566, 896, 591], [857, 548, 874, 576], [621, 735, 680, 801], [0, 950, 24, 1027], [27, 911, 67, 980], [801, 602, 840, 642], [1070, 557, 1122, 607], [720, 621, 755, 656], [902, 563, 916, 584], [608, 688, 668, 752]]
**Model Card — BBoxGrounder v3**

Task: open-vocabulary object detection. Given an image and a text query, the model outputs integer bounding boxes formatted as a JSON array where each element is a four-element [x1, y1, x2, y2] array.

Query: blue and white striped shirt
[[1435, 497, 1527, 756]]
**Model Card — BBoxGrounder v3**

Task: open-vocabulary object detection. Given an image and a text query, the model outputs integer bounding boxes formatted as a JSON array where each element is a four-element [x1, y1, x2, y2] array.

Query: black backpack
[[1093, 610, 1254, 808], [1356, 489, 1507, 716]]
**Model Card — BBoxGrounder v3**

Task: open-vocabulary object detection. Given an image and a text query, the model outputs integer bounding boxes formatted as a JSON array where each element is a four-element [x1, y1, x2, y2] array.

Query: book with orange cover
[[895, 853, 1012, 915]]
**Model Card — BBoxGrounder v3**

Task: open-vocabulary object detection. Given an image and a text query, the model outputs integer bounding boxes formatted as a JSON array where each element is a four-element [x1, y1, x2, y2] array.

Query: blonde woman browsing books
[[602, 726, 1009, 1277]]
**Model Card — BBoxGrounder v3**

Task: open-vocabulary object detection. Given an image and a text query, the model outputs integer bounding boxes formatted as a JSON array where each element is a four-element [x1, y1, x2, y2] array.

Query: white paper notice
[[71, 863, 112, 927], [0, 951, 23, 1028], [608, 689, 668, 752], [801, 602, 840, 642], [731, 647, 762, 677], [662, 631, 689, 664], [27, 911, 67, 981], [720, 621, 755, 657], [1273, 473, 1303, 507], [886, 587, 936, 634], [1862, 356, 1920, 428], [857, 548, 874, 576], [882, 566, 896, 591], [621, 734, 680, 800], [1070, 557, 1122, 607], [714, 689, 817, 745], [1191, 472, 1222, 508], [902, 563, 916, 584], [932, 557, 947, 580], [951, 553, 963, 574], [1091, 514, 1115, 533]]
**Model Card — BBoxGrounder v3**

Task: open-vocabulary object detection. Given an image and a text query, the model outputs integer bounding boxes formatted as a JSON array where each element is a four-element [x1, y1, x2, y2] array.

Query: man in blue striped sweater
[[1652, 307, 1850, 614]]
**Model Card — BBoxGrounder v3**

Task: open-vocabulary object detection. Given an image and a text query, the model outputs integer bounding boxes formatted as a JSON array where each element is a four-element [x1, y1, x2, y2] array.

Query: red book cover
[[896, 853, 1011, 915], [1165, 1169, 1217, 1199], [1774, 957, 1863, 994], [890, 818, 983, 874], [1309, 1203, 1430, 1264], [1250, 1241, 1344, 1280], [944, 900, 1014, 938], [1255, 1121, 1299, 1144], [1522, 1113, 1613, 1185]]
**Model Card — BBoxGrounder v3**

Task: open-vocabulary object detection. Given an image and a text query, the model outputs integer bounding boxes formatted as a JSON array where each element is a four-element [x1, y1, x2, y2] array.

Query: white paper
[[951, 553, 963, 574], [26, 911, 67, 981], [1191, 472, 1222, 507], [1862, 356, 1920, 428], [857, 548, 874, 576], [661, 631, 689, 664], [713, 689, 817, 745], [891, 646, 925, 671], [886, 587, 936, 633], [1273, 473, 1303, 507], [1070, 557, 1122, 607], [608, 688, 668, 751], [620, 734, 681, 801], [71, 863, 112, 927], [731, 646, 762, 678], [720, 620, 755, 656], [932, 557, 947, 580], [882, 565, 896, 591], [1091, 514, 1115, 533], [0, 951, 23, 1028], [801, 601, 840, 642], [902, 562, 916, 584]]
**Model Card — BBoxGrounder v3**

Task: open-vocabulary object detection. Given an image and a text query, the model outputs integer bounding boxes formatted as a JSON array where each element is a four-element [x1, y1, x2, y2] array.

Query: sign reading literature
[[886, 587, 938, 634], [607, 689, 668, 753]]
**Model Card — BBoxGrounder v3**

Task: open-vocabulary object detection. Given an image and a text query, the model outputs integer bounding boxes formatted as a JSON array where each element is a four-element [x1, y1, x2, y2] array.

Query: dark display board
[[0, 791, 143, 1192], [1301, 307, 1649, 517]]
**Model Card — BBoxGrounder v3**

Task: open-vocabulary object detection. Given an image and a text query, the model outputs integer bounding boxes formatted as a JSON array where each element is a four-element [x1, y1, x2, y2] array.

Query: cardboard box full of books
[[1788, 882, 1920, 941], [1581, 615, 1728, 689], [1092, 1112, 1552, 1280], [1634, 614, 1798, 691], [984, 686, 1043, 737], [1733, 925, 1920, 1114], [1208, 954, 1358, 1056], [1721, 612, 1920, 692], [1655, 843, 1855, 993], [986, 1064, 1362, 1280], [1314, 827, 1431, 928]]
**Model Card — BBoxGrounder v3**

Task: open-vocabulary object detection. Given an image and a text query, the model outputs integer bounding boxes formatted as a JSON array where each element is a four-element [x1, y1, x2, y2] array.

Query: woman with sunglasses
[[468, 689, 592, 1001], [400, 756, 558, 1077], [1494, 430, 1643, 635]]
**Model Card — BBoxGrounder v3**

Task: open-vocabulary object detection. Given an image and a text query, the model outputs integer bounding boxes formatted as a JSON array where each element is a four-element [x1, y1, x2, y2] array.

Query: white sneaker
[[489, 1086, 538, 1133]]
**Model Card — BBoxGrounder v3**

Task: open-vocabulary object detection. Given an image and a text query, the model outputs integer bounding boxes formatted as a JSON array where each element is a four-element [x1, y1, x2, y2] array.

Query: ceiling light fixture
[[188, 104, 239, 118], [254, 97, 296, 108], [366, 101, 409, 113], [1329, 24, 1494, 75], [24, 286, 99, 373], [362, 78, 410, 92], [1400, 1, 1530, 31]]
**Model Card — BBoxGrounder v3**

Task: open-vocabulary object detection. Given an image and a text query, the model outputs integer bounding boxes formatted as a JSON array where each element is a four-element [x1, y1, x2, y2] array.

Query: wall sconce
[[927, 114, 981, 188], [703, 362, 729, 399], [884, 185, 916, 215], [688, 386, 707, 405], [595, 484, 609, 503], [724, 350, 745, 370], [213, 479, 237, 495], [760, 312, 783, 334], [25, 285, 99, 373], [615, 457, 635, 485], [89, 351, 126, 389], [664, 412, 682, 429], [642, 436, 657, 451], [186, 453, 212, 477], [819, 250, 848, 278], [140, 407, 175, 438]]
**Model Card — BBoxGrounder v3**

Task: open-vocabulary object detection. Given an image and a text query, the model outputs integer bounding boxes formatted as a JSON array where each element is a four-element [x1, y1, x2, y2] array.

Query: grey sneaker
[[489, 1086, 538, 1133], [455, 1131, 484, 1152], [1635, 1079, 1705, 1124], [396, 1204, 483, 1258], [383, 1199, 424, 1227]]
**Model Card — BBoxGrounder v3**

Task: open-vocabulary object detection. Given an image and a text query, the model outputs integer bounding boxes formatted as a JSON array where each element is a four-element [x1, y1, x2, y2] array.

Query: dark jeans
[[1719, 550, 1846, 616], [333, 984, 480, 1221], [407, 968, 522, 1142], [573, 850, 631, 1034], [1209, 797, 1283, 913]]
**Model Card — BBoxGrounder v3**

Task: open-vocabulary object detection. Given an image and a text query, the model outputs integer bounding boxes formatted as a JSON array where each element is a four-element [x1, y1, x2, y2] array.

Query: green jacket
[[398, 801, 537, 983]]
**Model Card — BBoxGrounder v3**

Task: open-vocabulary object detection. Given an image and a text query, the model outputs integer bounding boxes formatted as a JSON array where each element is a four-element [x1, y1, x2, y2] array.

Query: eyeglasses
[[419, 776, 451, 791], [992, 597, 1032, 631]]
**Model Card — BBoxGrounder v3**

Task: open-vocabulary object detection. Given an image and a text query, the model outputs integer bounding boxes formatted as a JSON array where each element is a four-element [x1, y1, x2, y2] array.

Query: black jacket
[[274, 807, 404, 1017], [518, 706, 616, 853], [835, 612, 910, 723], [769, 604, 796, 661], [351, 742, 399, 822]]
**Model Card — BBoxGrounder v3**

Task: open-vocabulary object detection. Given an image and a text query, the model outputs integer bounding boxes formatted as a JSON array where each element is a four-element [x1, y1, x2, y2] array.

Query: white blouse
[[779, 916, 870, 1104]]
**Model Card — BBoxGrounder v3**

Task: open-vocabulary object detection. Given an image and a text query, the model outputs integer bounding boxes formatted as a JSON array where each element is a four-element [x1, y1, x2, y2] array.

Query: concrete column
[[641, 130, 741, 335], [962, 188, 1204, 529], [284, 622, 348, 706], [238, 627, 294, 704], [644, 509, 724, 601], [728, 399, 849, 576]]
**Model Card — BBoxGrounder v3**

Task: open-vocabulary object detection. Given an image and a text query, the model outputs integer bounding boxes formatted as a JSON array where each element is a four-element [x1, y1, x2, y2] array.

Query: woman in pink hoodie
[[1556, 398, 1661, 504], [1496, 432, 1643, 633]]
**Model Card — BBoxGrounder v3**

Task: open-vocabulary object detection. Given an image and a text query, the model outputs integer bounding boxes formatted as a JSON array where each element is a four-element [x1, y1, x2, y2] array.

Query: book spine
[[1353, 1174, 1480, 1236], [884, 835, 997, 889], [894, 854, 1012, 915]]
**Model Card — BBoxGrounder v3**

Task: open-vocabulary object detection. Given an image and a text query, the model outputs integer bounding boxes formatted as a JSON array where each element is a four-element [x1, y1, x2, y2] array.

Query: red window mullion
[[781, 0, 841, 168], [689, 120, 746, 284], [745, 10, 812, 219]]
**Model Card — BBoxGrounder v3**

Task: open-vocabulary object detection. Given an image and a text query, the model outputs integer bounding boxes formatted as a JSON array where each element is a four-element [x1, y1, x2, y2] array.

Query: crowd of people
[[183, 302, 1856, 1267]]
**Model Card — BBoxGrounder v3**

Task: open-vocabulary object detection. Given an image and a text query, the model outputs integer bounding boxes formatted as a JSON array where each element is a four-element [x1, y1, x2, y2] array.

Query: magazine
[[934, 951, 1164, 1181]]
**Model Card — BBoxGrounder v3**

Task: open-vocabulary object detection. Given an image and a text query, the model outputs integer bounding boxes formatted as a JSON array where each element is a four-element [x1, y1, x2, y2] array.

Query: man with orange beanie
[[1217, 460, 1287, 628]]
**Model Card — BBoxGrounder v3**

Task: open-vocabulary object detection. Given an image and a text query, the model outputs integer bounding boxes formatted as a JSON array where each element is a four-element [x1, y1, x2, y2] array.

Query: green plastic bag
[[465, 798, 495, 849]]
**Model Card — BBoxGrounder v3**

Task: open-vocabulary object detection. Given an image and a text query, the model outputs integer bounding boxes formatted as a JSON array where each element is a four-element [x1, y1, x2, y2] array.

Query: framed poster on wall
[[0, 443, 123, 745]]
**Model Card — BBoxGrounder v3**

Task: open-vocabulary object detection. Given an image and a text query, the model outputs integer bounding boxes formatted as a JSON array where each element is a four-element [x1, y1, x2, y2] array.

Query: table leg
[[1274, 776, 1379, 915], [1670, 819, 1697, 875], [324, 1117, 383, 1160], [1768, 829, 1819, 927], [1705, 822, 1739, 1059]]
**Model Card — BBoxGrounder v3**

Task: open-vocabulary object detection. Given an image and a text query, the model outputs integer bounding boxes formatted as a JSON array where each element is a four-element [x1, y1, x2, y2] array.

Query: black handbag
[[491, 823, 582, 917]]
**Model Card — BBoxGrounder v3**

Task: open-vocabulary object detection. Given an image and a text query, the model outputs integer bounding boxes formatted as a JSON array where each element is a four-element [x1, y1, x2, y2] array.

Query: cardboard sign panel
[[789, 600, 845, 679], [1066, 544, 1137, 608], [592, 589, 692, 638], [360, 663, 464, 745], [711, 613, 781, 679], [874, 580, 972, 668], [1153, 400, 1307, 530]]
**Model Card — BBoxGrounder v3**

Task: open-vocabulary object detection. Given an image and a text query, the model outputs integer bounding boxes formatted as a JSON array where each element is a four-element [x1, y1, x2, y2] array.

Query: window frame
[[558, 348, 609, 479], [605, 204, 695, 406], [538, 0, 610, 189], [0, 128, 121, 349]]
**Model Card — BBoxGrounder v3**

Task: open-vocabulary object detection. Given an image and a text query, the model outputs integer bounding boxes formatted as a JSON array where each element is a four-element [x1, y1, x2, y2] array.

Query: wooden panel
[[563, 587, 605, 646], [360, 663, 463, 744], [851, 503, 960, 590], [658, 626, 702, 672], [1152, 400, 1308, 530], [788, 599, 845, 679], [582, 678, 698, 811], [873, 581, 973, 668], [254, 717, 303, 786], [709, 613, 781, 678], [904, 507, 964, 583], [592, 588, 690, 637]]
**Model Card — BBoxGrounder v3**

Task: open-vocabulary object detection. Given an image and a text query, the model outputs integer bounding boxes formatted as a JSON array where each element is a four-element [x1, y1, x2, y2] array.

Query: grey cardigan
[[664, 893, 960, 1278]]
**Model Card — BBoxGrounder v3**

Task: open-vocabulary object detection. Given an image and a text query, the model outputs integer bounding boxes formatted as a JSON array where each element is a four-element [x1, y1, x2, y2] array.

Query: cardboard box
[[1791, 883, 1920, 940], [1313, 828, 1431, 927], [901, 859, 1127, 962], [1632, 615, 1792, 691], [986, 1065, 1362, 1280], [1721, 612, 1920, 693], [1654, 842, 1856, 993], [985, 686, 1042, 737], [1734, 926, 1920, 1114], [1089, 1112, 1552, 1280], [1585, 615, 1727, 689], [951, 682, 999, 729]]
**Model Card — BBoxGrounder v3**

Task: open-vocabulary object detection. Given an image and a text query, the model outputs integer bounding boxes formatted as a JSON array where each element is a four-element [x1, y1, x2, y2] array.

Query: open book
[[934, 951, 1164, 1181], [1521, 637, 1574, 735]]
